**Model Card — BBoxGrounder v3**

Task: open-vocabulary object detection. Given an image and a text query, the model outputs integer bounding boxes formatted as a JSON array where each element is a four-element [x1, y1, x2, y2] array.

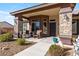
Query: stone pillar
[[59, 7, 72, 45], [14, 16, 23, 38], [22, 18, 30, 38], [14, 17, 19, 38]]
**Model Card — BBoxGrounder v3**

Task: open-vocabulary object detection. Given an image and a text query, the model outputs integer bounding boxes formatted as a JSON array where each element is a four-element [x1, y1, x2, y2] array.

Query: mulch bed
[[45, 46, 74, 56], [0, 40, 36, 56]]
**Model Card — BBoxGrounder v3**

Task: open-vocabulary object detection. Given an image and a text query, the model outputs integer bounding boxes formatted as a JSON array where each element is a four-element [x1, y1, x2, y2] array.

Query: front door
[[50, 22, 56, 36]]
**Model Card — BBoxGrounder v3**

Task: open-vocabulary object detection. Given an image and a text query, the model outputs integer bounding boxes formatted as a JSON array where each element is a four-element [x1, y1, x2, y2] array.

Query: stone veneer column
[[14, 16, 23, 38], [22, 18, 30, 38], [59, 7, 72, 45], [22, 19, 27, 38]]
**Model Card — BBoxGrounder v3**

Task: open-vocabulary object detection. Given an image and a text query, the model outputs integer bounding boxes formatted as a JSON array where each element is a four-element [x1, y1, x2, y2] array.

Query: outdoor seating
[[32, 30, 42, 39], [32, 31, 38, 38], [36, 30, 42, 39]]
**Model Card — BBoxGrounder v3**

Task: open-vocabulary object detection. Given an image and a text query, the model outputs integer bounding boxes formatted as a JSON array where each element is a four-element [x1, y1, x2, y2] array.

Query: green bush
[[16, 38, 26, 45], [0, 35, 6, 42], [49, 45, 64, 56], [0, 32, 12, 42]]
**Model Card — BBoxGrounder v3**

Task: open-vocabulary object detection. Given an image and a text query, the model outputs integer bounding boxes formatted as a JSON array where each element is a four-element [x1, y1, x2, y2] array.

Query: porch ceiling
[[22, 7, 60, 17]]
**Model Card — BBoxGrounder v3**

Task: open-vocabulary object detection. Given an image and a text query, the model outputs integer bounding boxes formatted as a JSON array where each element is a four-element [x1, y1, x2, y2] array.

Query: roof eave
[[10, 3, 57, 15], [10, 3, 76, 16]]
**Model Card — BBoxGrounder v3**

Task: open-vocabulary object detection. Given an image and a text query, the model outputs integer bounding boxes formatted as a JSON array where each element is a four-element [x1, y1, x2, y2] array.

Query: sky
[[0, 3, 79, 25], [0, 3, 39, 25]]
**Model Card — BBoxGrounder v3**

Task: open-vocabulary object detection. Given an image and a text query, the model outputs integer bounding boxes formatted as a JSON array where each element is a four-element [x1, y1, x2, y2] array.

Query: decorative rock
[[0, 47, 2, 49], [1, 47, 9, 50]]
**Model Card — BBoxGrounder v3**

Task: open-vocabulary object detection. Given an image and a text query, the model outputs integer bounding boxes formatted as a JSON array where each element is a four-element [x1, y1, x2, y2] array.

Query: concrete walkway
[[26, 38, 43, 42], [14, 37, 52, 56]]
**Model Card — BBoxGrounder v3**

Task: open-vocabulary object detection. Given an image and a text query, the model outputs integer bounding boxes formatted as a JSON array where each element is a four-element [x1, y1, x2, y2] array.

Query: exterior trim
[[10, 3, 75, 16]]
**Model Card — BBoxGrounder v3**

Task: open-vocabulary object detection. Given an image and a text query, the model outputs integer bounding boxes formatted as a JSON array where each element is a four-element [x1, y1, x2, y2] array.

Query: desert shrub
[[0, 35, 6, 42], [49, 44, 64, 56], [0, 32, 12, 42], [72, 35, 77, 42], [16, 38, 26, 45]]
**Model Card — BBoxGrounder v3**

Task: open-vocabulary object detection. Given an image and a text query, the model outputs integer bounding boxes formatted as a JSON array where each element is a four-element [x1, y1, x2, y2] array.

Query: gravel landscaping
[[0, 40, 35, 56], [45, 46, 74, 56]]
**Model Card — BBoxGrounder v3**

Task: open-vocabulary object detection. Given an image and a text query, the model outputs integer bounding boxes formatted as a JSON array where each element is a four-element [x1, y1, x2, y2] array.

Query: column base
[[60, 37, 72, 45]]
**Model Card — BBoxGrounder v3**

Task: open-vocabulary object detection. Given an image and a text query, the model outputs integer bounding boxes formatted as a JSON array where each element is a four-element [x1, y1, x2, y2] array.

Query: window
[[23, 22, 27, 32], [72, 21, 77, 34], [32, 20, 41, 31], [35, 21, 40, 30]]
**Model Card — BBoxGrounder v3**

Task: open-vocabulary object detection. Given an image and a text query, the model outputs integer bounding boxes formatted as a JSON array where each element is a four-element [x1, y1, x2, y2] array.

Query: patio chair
[[32, 31, 38, 38], [32, 30, 42, 39], [36, 30, 42, 39]]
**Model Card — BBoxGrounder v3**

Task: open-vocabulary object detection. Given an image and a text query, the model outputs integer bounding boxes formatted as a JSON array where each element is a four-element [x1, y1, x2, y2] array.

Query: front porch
[[14, 7, 60, 38], [11, 3, 76, 45]]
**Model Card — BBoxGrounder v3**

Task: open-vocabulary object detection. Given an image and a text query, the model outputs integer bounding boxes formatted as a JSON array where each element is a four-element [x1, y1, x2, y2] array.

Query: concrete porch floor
[[25, 38, 43, 42]]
